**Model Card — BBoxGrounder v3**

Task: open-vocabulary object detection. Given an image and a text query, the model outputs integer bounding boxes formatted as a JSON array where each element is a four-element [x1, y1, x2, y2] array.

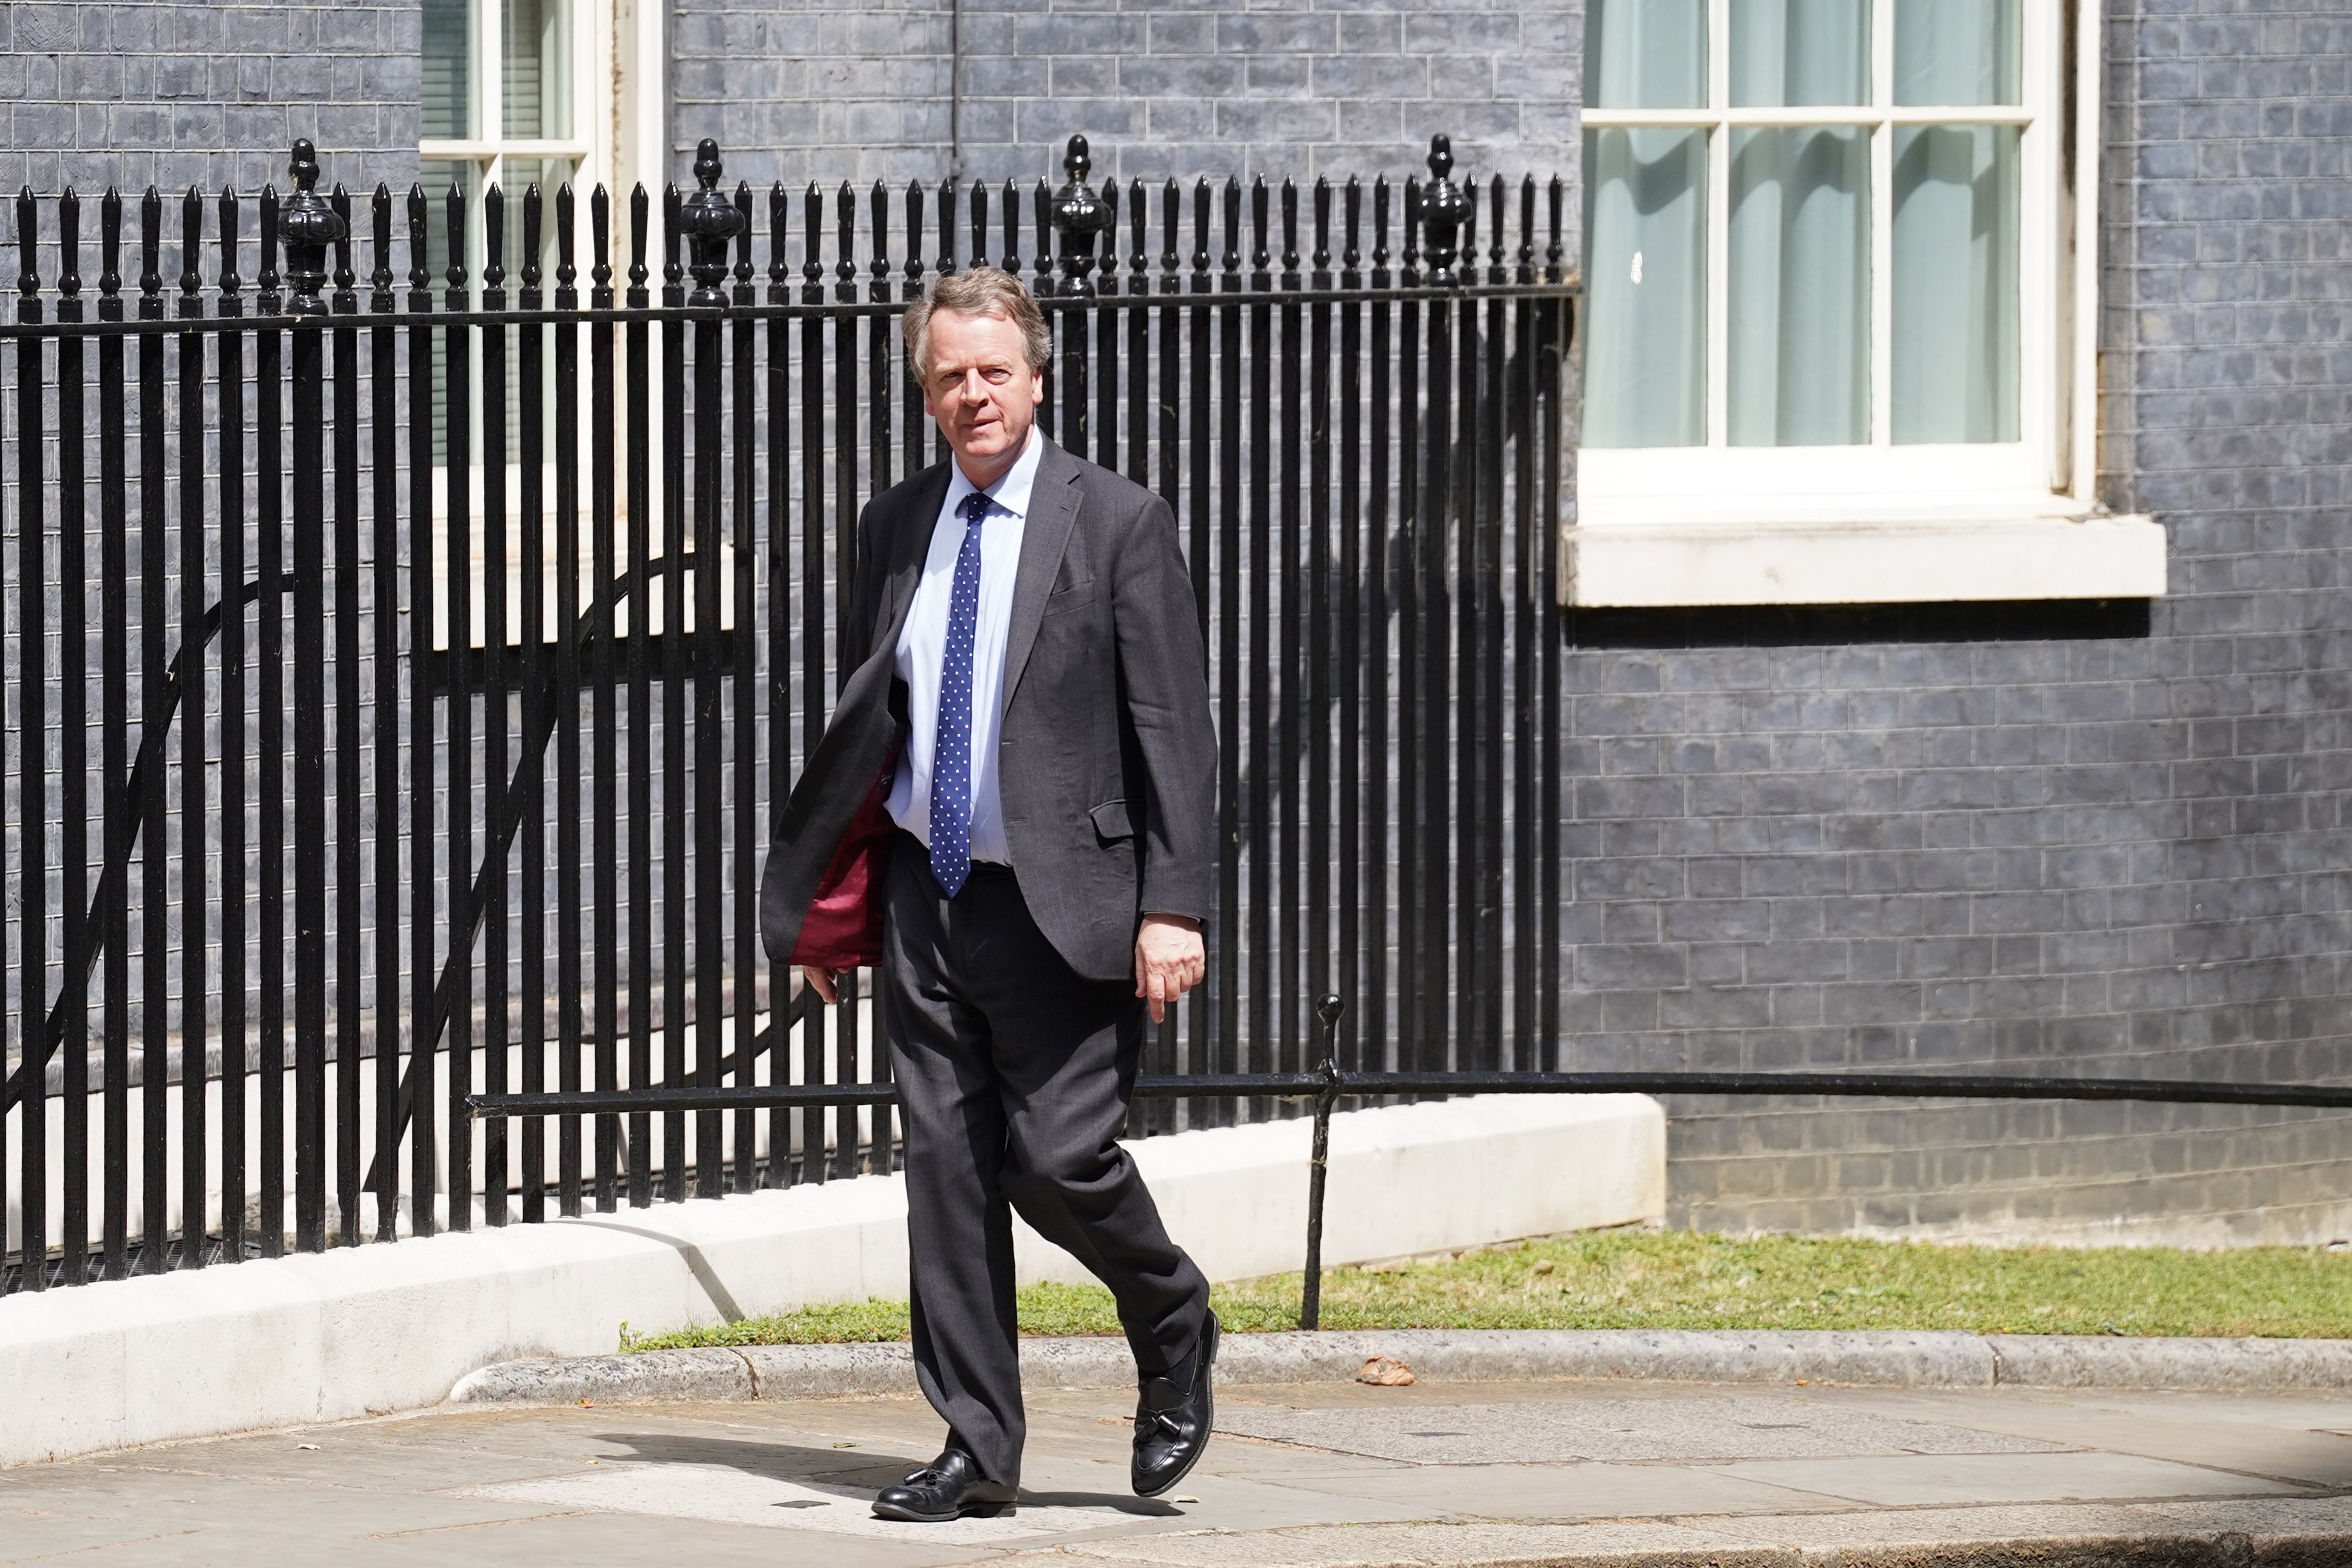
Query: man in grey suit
[[759, 267, 1220, 1522]]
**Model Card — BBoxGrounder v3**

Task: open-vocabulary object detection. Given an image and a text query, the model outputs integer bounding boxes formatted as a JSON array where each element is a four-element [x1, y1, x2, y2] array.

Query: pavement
[[6, 1375, 2352, 1564]]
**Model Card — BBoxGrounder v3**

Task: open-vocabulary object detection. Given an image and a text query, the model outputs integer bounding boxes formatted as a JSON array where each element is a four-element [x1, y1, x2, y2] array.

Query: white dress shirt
[[885, 428, 1043, 865]]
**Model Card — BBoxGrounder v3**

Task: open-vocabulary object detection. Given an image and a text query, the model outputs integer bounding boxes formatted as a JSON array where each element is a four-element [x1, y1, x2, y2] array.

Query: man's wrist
[[1141, 912, 1200, 932]]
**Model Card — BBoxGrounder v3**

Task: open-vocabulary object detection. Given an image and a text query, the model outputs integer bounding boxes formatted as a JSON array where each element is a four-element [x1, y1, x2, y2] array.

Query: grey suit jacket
[[759, 438, 1217, 983]]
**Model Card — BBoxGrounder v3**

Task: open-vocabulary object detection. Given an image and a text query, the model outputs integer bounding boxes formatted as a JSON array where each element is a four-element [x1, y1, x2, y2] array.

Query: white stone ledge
[[1020, 1092, 1666, 1288], [1565, 512, 2167, 607], [0, 1093, 1664, 1468]]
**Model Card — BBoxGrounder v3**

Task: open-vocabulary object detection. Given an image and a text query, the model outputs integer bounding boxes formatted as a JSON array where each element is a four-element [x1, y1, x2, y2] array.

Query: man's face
[[920, 308, 1044, 475]]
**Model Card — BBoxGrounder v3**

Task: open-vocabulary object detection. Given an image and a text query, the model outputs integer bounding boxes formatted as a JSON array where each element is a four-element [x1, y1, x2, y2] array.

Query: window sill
[[1562, 502, 2166, 608]]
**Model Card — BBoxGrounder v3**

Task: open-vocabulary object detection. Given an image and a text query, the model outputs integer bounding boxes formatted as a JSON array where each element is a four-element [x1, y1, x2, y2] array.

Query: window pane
[[1728, 128, 1869, 446], [1585, 0, 1706, 109], [502, 0, 572, 140], [422, 0, 471, 140], [1895, 0, 2019, 106], [1582, 128, 1707, 449], [1891, 126, 2019, 443], [1731, 0, 1868, 108]]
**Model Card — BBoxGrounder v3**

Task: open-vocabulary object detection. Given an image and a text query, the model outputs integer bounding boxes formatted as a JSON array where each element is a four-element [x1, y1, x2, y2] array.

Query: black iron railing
[[0, 131, 1576, 1291]]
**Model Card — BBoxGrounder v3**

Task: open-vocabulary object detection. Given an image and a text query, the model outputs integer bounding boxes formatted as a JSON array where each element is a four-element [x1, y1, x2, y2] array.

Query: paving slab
[[1213, 1390, 2069, 1463], [1246, 1459, 1853, 1520], [1716, 1448, 2311, 1508], [4, 1378, 2351, 1565], [1027, 1520, 1787, 1566], [1875, 1403, 2352, 1487]]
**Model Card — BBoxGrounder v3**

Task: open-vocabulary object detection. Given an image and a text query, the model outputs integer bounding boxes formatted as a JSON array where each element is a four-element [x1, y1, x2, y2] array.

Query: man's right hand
[[802, 965, 839, 1004]]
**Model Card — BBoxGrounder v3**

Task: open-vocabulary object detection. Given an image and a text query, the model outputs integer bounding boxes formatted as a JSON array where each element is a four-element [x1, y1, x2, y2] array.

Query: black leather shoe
[[1133, 1310, 1219, 1496], [870, 1449, 1017, 1523]]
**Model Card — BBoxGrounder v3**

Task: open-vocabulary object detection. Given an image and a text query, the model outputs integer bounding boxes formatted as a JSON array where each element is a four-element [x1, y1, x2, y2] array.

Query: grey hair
[[902, 266, 1052, 381]]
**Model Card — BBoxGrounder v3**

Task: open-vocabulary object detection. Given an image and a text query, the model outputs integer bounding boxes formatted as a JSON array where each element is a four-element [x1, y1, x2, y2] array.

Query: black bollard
[[1301, 992, 1345, 1331]]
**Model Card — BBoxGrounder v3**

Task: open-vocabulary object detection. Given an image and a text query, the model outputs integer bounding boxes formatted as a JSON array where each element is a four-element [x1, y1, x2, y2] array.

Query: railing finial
[[1049, 133, 1110, 297], [280, 137, 347, 315], [1316, 993, 1345, 1035], [1418, 131, 1472, 285], [1426, 131, 1455, 184], [681, 137, 747, 307]]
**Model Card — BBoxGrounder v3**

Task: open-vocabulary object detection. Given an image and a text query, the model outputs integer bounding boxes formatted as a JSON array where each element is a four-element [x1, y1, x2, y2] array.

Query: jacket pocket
[[1089, 798, 1135, 842]]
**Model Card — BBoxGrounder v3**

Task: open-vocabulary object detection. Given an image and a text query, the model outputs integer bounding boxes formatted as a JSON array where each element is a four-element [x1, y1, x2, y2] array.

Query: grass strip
[[623, 1230, 2352, 1351]]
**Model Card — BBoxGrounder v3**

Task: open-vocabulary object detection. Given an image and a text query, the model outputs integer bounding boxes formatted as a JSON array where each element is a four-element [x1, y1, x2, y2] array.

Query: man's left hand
[[1135, 914, 1205, 1024]]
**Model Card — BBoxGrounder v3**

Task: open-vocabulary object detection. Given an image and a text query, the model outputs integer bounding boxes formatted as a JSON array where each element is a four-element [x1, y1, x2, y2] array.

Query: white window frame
[[418, 0, 615, 205], [1571, 0, 2163, 608], [415, 0, 717, 657]]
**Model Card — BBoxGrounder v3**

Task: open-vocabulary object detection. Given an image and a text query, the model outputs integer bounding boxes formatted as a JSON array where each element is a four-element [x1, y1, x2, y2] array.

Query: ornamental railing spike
[[680, 138, 747, 307], [1418, 132, 1473, 287], [1049, 133, 1112, 297], [278, 138, 347, 315]]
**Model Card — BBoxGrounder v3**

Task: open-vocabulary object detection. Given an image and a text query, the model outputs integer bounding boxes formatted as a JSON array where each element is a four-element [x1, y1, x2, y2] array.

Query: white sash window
[[419, 0, 606, 218], [1575, 0, 2162, 607]]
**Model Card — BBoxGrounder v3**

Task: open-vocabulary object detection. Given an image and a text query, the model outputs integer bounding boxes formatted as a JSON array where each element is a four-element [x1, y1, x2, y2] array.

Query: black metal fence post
[[480, 180, 511, 1229], [369, 182, 400, 1242], [255, 182, 288, 1258], [1049, 134, 1109, 455], [681, 140, 746, 1197], [402, 179, 438, 1241], [14, 185, 44, 1290], [89, 186, 123, 1289], [55, 186, 86, 1281], [280, 140, 345, 1251], [329, 180, 364, 1247], [131, 185, 162, 1271], [519, 180, 549, 1226], [554, 179, 587, 1218], [1300, 994, 1345, 1331], [731, 176, 761, 1193], [589, 180, 619, 1214], [176, 183, 207, 1269], [1416, 135, 1471, 1079]]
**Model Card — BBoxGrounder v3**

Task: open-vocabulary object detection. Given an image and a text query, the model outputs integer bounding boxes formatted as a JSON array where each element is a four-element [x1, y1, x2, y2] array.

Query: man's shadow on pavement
[[594, 1432, 1184, 1518]]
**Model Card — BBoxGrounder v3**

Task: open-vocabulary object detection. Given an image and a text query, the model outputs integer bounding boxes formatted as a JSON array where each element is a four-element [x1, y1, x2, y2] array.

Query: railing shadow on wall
[[0, 131, 1580, 1291]]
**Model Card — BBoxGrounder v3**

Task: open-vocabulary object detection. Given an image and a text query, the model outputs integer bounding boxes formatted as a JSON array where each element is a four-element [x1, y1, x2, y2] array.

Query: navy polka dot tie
[[930, 491, 992, 897]]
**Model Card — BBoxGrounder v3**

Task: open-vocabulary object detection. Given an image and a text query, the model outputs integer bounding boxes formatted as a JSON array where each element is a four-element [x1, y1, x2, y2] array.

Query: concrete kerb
[[980, 1506, 2352, 1568], [447, 1326, 2352, 1407]]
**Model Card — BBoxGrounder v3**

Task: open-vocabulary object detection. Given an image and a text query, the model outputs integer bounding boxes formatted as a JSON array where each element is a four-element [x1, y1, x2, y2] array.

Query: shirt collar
[[943, 427, 1046, 524]]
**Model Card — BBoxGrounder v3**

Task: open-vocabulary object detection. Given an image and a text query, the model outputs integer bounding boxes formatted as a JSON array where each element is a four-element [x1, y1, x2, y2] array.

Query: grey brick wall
[[669, 0, 1575, 193], [1633, 0, 2352, 1245], [0, 0, 420, 196]]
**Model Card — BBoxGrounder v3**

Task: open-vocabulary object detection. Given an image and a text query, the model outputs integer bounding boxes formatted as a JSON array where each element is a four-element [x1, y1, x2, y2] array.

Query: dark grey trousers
[[879, 835, 1211, 1487]]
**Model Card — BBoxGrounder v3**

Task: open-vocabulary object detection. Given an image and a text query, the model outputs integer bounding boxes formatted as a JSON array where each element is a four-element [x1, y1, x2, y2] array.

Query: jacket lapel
[[1002, 440, 1082, 705]]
